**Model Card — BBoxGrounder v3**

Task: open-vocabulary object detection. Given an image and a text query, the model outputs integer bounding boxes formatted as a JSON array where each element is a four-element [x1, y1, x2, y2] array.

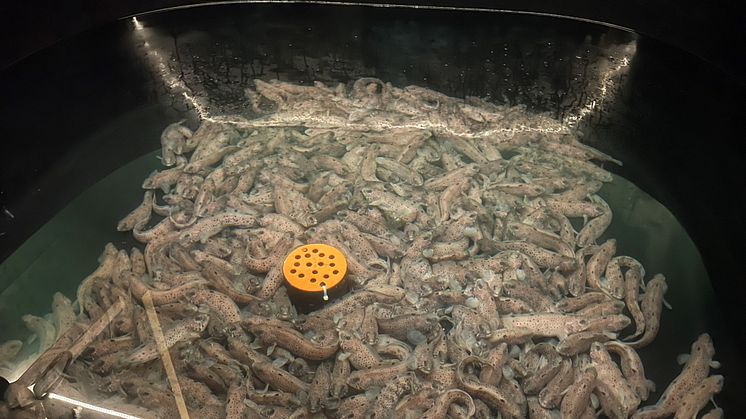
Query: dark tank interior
[[0, 2, 744, 418]]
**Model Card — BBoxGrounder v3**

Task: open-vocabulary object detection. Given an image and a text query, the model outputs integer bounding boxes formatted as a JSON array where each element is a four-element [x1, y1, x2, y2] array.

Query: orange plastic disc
[[283, 244, 347, 293]]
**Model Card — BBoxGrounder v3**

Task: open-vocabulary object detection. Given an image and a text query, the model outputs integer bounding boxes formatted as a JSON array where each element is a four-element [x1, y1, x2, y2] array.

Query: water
[[0, 79, 736, 417]]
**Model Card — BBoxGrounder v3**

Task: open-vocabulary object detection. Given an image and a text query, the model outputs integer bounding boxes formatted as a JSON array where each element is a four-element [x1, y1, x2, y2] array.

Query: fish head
[[589, 341, 606, 357], [693, 333, 716, 359], [193, 313, 211, 331]]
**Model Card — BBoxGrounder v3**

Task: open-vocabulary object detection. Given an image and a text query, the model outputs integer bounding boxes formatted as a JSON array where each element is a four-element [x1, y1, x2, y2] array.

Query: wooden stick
[[142, 291, 191, 419]]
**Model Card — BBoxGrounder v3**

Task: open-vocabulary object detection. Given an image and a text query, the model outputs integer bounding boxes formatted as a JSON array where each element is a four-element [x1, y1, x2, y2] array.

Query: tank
[[0, 3, 743, 418]]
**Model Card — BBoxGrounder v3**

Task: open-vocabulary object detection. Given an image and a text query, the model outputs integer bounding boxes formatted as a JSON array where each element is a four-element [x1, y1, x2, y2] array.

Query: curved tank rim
[[122, 0, 639, 35], [119, 0, 746, 87]]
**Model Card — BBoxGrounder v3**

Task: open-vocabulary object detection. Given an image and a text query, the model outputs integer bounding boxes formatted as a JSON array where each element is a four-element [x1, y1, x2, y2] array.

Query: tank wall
[[2, 0, 744, 82]]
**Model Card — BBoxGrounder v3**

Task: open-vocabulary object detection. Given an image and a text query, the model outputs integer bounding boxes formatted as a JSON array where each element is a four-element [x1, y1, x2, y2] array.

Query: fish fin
[[676, 353, 690, 365], [604, 332, 618, 340], [297, 390, 309, 404], [663, 298, 673, 310], [364, 387, 382, 400], [271, 357, 288, 368], [710, 360, 721, 369], [405, 355, 417, 370], [646, 379, 656, 392], [265, 343, 276, 356], [590, 393, 600, 409]]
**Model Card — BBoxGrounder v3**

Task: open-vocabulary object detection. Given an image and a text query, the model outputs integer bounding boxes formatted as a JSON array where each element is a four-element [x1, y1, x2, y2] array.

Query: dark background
[[1, 0, 745, 83]]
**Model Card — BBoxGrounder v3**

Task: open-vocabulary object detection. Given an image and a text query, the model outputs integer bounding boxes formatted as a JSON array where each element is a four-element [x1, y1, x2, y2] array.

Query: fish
[[538, 358, 575, 408], [0, 340, 22, 366], [330, 352, 352, 400], [336, 394, 372, 419], [557, 330, 616, 356], [456, 357, 523, 419], [359, 144, 381, 182], [632, 333, 717, 419], [437, 178, 470, 222], [273, 185, 317, 227], [51, 292, 76, 339], [338, 330, 381, 370], [481, 239, 577, 272], [421, 389, 476, 419], [507, 220, 574, 257], [178, 212, 257, 245], [129, 273, 207, 305], [367, 373, 417, 419], [346, 359, 411, 390], [543, 198, 604, 218], [627, 274, 668, 348], [361, 187, 420, 224], [252, 360, 310, 394], [603, 256, 626, 299], [424, 164, 479, 191], [119, 314, 209, 366], [225, 382, 248, 419], [22, 314, 56, 353], [189, 289, 243, 324], [576, 200, 612, 247], [585, 239, 616, 295], [560, 367, 597, 419], [117, 190, 154, 231], [557, 291, 613, 312], [251, 323, 338, 361], [309, 361, 332, 412], [605, 340, 655, 401], [142, 165, 185, 190], [589, 342, 641, 416], [76, 243, 119, 315], [498, 313, 593, 340], [375, 156, 423, 186], [617, 255, 646, 340]]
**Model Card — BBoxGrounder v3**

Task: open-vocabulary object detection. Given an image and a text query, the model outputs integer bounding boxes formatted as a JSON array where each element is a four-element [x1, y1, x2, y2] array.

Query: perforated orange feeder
[[283, 244, 349, 313]]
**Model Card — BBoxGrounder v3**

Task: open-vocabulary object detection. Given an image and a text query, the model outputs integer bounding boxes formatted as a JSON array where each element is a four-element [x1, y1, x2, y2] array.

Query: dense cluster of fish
[[0, 78, 724, 418]]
